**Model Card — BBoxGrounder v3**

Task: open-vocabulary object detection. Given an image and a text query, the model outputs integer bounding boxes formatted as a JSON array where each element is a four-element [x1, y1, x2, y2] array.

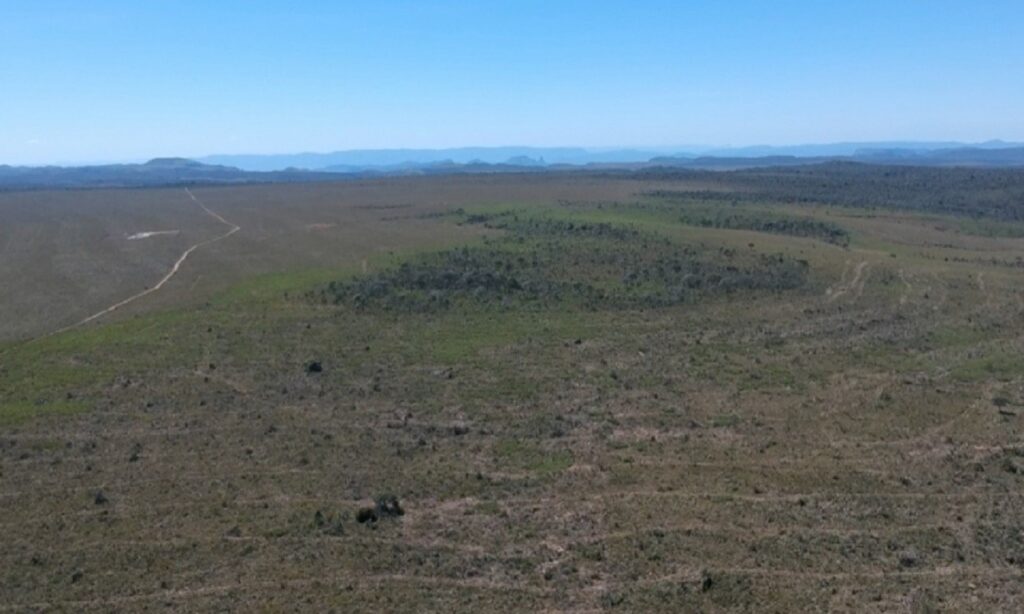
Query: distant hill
[[0, 156, 569, 190], [142, 157, 210, 168], [648, 155, 835, 170], [0, 159, 340, 190], [698, 140, 1020, 158], [650, 146, 1024, 170]]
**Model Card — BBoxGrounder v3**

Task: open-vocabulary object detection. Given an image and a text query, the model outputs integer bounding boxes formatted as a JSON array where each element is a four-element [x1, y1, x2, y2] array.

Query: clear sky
[[1, 0, 1022, 164]]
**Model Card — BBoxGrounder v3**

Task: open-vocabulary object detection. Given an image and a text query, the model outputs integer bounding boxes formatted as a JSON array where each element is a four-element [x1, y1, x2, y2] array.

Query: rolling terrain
[[2, 168, 1024, 611]]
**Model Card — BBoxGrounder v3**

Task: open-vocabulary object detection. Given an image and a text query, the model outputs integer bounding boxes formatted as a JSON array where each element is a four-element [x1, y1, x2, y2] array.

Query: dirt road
[[51, 188, 239, 334]]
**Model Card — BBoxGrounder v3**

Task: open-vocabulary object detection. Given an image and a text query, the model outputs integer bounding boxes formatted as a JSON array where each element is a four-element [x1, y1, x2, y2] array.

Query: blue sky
[[1, 0, 1022, 164]]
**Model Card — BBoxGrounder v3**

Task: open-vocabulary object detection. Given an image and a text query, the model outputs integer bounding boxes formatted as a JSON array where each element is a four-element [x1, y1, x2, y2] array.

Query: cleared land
[[2, 169, 1024, 611]]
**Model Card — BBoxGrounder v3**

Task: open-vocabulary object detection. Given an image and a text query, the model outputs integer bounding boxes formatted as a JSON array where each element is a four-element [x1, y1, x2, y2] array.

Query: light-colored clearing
[[126, 230, 180, 240]]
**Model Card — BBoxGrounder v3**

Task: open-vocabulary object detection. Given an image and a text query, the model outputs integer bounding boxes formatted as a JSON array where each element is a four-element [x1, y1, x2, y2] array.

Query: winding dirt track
[[51, 188, 239, 335], [826, 259, 868, 302]]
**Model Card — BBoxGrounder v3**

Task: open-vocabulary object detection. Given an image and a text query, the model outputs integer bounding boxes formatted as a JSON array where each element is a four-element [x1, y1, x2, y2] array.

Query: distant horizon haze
[[0, 139, 1020, 169], [4, 140, 1024, 174], [2, 1, 1022, 165]]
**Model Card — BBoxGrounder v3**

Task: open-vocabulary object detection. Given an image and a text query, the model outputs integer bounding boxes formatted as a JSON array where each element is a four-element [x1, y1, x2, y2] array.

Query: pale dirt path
[[48, 188, 239, 336], [826, 259, 869, 302], [976, 272, 997, 309], [898, 268, 913, 305]]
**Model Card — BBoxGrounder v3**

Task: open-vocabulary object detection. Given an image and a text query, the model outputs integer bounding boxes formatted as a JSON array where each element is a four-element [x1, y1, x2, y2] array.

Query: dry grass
[[2, 174, 1024, 611]]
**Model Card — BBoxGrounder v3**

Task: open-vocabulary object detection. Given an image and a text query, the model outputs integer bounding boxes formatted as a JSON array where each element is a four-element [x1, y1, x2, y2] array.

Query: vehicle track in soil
[[47, 188, 239, 336]]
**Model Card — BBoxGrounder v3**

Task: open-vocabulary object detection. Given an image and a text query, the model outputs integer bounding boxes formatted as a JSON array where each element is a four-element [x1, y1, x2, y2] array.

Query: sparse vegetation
[[3, 171, 1024, 611]]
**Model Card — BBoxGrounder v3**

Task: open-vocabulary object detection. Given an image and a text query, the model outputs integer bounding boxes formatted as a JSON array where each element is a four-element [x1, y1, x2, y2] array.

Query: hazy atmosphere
[[2, 0, 1023, 164]]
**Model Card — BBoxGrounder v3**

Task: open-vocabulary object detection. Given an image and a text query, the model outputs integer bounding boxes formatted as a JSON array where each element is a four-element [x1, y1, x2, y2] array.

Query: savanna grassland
[[2, 168, 1024, 611]]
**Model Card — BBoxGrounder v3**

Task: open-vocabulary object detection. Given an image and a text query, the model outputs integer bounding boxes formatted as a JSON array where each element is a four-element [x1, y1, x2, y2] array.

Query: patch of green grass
[[13, 308, 191, 356], [0, 399, 88, 425], [738, 362, 802, 391], [474, 500, 504, 516], [927, 325, 991, 349], [494, 439, 574, 475], [0, 269, 343, 424], [951, 218, 1024, 239], [0, 306, 214, 419], [218, 237, 505, 307], [407, 310, 590, 364], [711, 414, 741, 428], [950, 350, 1024, 382], [217, 267, 348, 304]]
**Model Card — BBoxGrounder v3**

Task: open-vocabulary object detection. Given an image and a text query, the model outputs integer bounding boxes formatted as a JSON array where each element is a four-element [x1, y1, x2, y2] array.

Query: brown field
[[2, 170, 1023, 611], [1, 175, 724, 341]]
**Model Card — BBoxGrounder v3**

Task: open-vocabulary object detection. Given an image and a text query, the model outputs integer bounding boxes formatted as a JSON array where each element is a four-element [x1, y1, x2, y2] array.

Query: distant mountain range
[[649, 146, 1024, 170], [198, 141, 1023, 172], [696, 140, 1019, 158], [199, 147, 671, 171], [3, 143, 1024, 190]]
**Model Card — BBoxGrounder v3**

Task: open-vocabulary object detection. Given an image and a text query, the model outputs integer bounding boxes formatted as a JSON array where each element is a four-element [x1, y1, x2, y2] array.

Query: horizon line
[[8, 138, 1024, 168]]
